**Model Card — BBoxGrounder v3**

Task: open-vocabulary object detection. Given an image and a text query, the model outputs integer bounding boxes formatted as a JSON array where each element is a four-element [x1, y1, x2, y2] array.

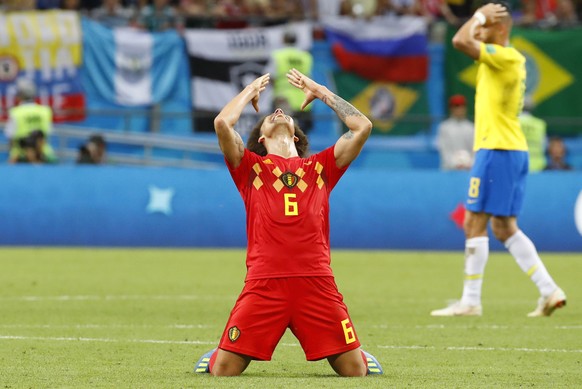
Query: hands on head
[[247, 68, 318, 113], [478, 3, 509, 25]]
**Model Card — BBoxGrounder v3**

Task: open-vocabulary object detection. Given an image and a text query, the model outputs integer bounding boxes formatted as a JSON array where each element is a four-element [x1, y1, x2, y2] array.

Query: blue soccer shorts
[[465, 149, 529, 217]]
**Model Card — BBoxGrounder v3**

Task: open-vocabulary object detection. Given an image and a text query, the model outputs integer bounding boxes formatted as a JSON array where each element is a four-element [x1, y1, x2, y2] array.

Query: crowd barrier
[[1, 166, 580, 251]]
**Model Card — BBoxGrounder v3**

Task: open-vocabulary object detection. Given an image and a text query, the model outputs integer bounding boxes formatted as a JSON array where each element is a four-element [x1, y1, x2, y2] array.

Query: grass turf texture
[[0, 248, 580, 388]]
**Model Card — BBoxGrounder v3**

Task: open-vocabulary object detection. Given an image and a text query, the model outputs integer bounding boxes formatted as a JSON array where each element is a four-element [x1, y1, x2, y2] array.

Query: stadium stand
[[1, 2, 581, 169]]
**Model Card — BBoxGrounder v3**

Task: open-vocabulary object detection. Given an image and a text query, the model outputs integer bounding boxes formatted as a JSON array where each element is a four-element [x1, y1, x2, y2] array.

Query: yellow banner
[[0, 10, 82, 73]]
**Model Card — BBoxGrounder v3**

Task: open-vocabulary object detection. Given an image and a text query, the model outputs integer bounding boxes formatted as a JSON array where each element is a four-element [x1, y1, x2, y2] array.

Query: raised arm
[[214, 73, 270, 168], [452, 3, 508, 60], [287, 68, 372, 168]]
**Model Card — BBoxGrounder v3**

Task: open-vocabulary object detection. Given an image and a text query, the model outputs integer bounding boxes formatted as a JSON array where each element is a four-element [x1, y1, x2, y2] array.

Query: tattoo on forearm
[[342, 130, 354, 140], [331, 95, 362, 121]]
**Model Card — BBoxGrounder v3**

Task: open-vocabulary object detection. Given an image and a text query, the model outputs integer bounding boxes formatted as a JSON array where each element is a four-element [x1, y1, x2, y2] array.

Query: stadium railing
[[52, 125, 223, 169]]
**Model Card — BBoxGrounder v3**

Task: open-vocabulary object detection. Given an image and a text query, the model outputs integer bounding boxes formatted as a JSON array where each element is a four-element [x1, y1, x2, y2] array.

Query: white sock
[[461, 237, 489, 306], [504, 230, 557, 297]]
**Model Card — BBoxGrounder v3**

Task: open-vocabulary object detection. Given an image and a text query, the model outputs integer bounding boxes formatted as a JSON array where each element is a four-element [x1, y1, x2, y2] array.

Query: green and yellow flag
[[333, 72, 429, 135], [445, 26, 582, 136]]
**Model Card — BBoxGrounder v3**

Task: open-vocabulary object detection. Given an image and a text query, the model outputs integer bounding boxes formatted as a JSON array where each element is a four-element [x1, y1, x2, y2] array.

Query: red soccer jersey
[[227, 146, 348, 281]]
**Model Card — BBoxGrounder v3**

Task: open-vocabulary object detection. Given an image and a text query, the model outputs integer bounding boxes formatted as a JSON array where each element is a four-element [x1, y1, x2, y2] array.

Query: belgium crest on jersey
[[280, 172, 299, 189], [228, 326, 240, 342]]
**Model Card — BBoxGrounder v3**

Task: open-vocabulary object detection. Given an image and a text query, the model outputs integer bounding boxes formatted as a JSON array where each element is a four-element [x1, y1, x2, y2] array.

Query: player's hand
[[287, 68, 318, 111], [247, 73, 270, 112], [477, 3, 508, 26]]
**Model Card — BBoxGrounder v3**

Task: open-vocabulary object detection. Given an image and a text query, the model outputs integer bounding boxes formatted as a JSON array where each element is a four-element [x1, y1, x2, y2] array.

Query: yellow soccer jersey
[[474, 42, 527, 151]]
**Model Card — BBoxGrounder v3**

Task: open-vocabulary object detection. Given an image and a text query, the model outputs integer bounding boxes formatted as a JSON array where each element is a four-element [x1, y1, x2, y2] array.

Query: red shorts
[[218, 276, 361, 361]]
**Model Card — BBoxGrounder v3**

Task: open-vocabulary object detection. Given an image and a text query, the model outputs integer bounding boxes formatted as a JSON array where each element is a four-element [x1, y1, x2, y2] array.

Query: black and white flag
[[184, 22, 312, 134]]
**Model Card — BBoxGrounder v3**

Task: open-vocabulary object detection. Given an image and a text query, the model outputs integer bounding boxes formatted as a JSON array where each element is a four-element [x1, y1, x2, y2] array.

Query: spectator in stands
[[3, 0, 36, 10], [416, 0, 462, 25], [13, 130, 49, 164], [544, 136, 573, 170], [245, 0, 268, 15], [390, 0, 418, 15], [124, 0, 149, 12], [316, 0, 345, 18], [180, 0, 208, 17], [4, 79, 57, 164], [77, 134, 108, 164], [555, 0, 579, 25], [260, 0, 305, 23], [268, 29, 314, 132], [92, 0, 133, 28], [37, 0, 61, 9], [519, 96, 547, 172], [180, 0, 215, 27], [520, 0, 556, 25], [518, 0, 577, 26], [442, 0, 475, 23], [60, 0, 81, 10], [301, 0, 319, 20], [211, 0, 250, 28], [374, 0, 393, 14], [436, 94, 474, 170], [340, 0, 379, 17], [138, 0, 184, 31]]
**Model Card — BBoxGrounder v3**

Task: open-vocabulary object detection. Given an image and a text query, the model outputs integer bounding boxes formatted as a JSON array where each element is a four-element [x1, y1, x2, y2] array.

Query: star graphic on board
[[450, 203, 466, 230], [146, 186, 175, 215]]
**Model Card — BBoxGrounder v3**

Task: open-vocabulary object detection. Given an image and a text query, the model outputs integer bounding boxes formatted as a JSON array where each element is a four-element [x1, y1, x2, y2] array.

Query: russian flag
[[322, 15, 429, 82]]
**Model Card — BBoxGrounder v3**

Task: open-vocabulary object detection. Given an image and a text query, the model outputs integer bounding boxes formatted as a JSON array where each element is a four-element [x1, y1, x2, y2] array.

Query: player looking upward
[[194, 69, 383, 376], [431, 1, 566, 317]]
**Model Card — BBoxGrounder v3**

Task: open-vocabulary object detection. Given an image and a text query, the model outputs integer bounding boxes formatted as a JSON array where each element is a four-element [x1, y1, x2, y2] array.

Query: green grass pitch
[[1, 248, 580, 388]]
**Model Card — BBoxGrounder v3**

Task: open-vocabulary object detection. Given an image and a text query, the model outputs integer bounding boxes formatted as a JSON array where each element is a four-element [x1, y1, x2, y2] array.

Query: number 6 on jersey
[[284, 193, 298, 216]]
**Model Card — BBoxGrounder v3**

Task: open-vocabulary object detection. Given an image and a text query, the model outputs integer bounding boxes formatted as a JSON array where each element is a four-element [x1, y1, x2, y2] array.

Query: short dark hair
[[19, 130, 45, 149], [88, 134, 106, 147], [246, 116, 309, 158]]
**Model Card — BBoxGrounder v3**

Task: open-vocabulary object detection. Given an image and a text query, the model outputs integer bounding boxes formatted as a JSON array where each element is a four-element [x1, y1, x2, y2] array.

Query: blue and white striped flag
[[80, 19, 191, 133]]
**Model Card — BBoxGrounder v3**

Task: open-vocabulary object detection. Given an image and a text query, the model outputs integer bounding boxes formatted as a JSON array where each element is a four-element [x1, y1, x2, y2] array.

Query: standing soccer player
[[431, 2, 566, 317], [194, 69, 383, 376]]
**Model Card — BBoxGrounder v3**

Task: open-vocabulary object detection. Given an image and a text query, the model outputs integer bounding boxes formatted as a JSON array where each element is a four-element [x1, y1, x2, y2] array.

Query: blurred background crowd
[[2, 0, 581, 30], [1, 0, 581, 171]]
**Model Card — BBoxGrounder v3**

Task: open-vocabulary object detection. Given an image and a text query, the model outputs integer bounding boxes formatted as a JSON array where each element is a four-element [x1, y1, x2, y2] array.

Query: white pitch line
[[0, 324, 215, 329], [1, 335, 579, 354], [0, 335, 215, 345], [0, 295, 233, 302], [2, 323, 580, 331], [379, 345, 582, 353], [372, 324, 582, 330], [0, 335, 300, 348]]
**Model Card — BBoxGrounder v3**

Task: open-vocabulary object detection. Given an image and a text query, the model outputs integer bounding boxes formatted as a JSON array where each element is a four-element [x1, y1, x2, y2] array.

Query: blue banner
[[78, 18, 191, 134], [0, 166, 580, 251]]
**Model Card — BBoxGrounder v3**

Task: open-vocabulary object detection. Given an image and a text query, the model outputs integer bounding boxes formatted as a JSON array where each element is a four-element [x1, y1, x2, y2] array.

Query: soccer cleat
[[194, 348, 216, 373], [430, 301, 482, 317], [527, 288, 567, 317], [362, 350, 383, 375]]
